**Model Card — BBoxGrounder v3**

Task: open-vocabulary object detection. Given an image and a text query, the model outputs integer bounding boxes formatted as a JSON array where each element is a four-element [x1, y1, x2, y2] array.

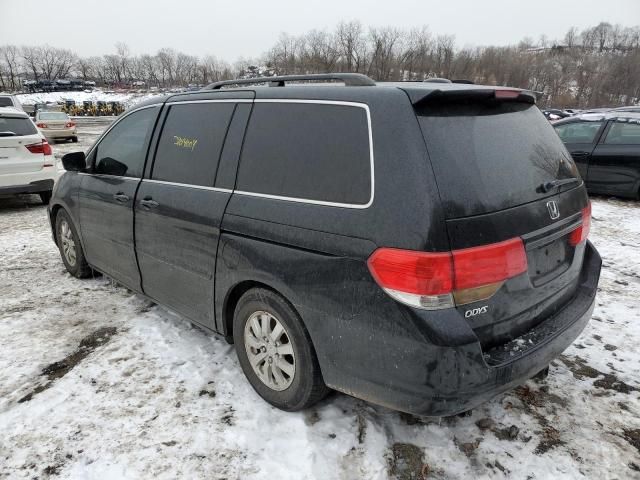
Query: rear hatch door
[[0, 115, 45, 175], [415, 90, 590, 349]]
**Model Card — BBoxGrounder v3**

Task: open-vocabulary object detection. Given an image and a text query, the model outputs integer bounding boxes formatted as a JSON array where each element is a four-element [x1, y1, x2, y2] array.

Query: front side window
[[554, 121, 603, 144], [236, 102, 372, 205], [151, 102, 235, 187], [604, 120, 640, 145], [94, 107, 158, 177]]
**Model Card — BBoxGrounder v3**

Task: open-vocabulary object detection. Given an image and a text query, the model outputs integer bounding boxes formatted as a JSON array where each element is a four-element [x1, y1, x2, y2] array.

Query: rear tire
[[39, 191, 52, 204], [56, 209, 92, 278], [71, 136, 78, 143], [233, 288, 329, 411]]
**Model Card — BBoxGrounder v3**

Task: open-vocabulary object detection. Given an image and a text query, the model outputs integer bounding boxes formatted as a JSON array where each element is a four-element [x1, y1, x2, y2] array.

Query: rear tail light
[[367, 238, 528, 310], [26, 140, 54, 165], [65, 122, 75, 128], [568, 203, 591, 246], [36, 122, 48, 128]]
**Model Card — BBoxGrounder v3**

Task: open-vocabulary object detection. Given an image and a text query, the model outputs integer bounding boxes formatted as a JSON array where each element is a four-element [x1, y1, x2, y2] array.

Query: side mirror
[[61, 151, 86, 172]]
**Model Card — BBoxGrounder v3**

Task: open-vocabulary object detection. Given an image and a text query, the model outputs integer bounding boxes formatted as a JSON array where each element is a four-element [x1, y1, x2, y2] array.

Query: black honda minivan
[[49, 74, 601, 416]]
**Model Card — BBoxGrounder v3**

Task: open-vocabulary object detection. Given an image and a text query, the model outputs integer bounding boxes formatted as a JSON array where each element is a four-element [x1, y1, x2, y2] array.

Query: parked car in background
[[35, 111, 78, 143], [553, 112, 640, 199], [542, 109, 571, 121], [613, 106, 640, 114], [49, 74, 600, 416], [0, 107, 57, 204], [0, 94, 25, 112]]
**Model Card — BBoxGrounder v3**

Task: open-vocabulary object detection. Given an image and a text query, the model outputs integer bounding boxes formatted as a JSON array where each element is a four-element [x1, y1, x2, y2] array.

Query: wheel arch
[[222, 280, 295, 343]]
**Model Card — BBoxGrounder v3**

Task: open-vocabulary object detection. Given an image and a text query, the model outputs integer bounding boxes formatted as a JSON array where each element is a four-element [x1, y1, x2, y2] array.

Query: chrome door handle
[[113, 193, 129, 202], [140, 198, 159, 209]]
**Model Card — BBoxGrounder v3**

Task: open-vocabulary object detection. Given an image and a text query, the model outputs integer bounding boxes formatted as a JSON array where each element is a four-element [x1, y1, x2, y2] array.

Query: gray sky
[[1, 0, 639, 60]]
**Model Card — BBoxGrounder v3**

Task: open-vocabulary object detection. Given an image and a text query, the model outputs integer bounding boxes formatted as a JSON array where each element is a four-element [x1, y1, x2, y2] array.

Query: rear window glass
[[0, 98, 14, 107], [39, 112, 69, 121], [604, 120, 640, 145], [418, 101, 579, 218], [237, 103, 371, 205], [0, 116, 37, 136], [554, 121, 603, 143], [152, 102, 235, 187]]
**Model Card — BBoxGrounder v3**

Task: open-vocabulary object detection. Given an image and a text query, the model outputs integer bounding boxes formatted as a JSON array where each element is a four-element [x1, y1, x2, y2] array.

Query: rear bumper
[[0, 179, 54, 195], [42, 128, 76, 139], [325, 241, 601, 417]]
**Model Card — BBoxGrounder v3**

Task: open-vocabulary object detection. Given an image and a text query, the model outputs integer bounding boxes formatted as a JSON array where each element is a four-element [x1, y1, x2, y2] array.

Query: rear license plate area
[[528, 238, 573, 286]]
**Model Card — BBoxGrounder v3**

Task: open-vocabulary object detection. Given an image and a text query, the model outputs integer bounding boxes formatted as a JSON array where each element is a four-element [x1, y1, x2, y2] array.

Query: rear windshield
[[417, 101, 579, 218], [39, 112, 68, 120], [0, 116, 37, 136]]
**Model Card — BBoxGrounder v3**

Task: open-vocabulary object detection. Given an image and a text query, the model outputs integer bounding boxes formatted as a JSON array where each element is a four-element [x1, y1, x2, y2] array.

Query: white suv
[[0, 107, 58, 204], [0, 95, 25, 112]]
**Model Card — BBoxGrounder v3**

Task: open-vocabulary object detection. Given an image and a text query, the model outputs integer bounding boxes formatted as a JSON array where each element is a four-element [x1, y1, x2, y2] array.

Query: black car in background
[[553, 112, 640, 199], [48, 74, 601, 416]]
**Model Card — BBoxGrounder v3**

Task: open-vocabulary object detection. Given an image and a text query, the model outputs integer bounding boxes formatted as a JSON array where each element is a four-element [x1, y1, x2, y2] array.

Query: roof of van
[[128, 80, 535, 113]]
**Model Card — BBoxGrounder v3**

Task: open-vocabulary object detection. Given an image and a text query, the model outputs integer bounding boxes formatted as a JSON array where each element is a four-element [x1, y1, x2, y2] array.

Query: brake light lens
[[568, 203, 591, 246], [26, 140, 53, 161], [367, 238, 528, 310], [36, 122, 48, 128], [494, 89, 520, 100], [65, 122, 75, 128]]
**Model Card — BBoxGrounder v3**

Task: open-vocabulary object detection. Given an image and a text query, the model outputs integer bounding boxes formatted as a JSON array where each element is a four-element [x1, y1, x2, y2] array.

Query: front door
[[588, 119, 640, 197], [135, 100, 243, 327], [554, 119, 605, 179], [78, 105, 160, 290]]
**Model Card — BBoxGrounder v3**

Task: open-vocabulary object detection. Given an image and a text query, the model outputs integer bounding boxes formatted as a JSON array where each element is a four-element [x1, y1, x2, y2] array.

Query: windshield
[[417, 101, 579, 218], [39, 112, 69, 121]]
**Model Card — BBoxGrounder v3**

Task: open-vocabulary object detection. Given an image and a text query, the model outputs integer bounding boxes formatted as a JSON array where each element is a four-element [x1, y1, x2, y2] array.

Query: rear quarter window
[[152, 102, 235, 187], [0, 98, 14, 107], [236, 102, 372, 206], [0, 116, 37, 136]]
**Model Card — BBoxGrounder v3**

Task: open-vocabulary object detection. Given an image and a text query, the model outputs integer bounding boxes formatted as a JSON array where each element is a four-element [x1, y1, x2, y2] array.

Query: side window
[[94, 107, 158, 177], [151, 102, 235, 186], [237, 103, 372, 205], [604, 120, 640, 145], [554, 121, 603, 144]]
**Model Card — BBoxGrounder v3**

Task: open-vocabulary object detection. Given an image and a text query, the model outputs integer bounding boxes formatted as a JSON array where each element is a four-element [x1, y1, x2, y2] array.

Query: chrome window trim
[[77, 172, 141, 181], [80, 98, 376, 209], [142, 178, 232, 193], [237, 99, 375, 209]]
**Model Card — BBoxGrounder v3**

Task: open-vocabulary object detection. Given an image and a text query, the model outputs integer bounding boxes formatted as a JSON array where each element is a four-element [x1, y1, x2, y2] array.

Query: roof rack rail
[[423, 78, 452, 84], [204, 73, 376, 90]]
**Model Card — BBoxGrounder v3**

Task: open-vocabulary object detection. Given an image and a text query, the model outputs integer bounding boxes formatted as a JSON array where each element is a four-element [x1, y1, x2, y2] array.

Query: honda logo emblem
[[546, 201, 560, 220]]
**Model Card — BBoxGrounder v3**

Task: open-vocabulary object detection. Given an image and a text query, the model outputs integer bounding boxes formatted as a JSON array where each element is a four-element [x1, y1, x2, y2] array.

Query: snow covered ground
[[15, 91, 162, 110], [0, 128, 639, 479]]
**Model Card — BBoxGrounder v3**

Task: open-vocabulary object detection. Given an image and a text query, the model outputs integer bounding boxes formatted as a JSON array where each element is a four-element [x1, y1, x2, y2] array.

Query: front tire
[[56, 209, 92, 278], [233, 288, 329, 411]]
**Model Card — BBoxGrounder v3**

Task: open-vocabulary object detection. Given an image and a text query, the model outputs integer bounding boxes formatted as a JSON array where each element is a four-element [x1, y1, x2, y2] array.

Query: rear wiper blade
[[0, 131, 17, 137], [540, 178, 580, 193]]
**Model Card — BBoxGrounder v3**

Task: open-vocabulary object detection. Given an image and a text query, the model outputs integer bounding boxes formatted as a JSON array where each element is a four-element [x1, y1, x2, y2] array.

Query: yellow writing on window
[[173, 136, 198, 151]]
